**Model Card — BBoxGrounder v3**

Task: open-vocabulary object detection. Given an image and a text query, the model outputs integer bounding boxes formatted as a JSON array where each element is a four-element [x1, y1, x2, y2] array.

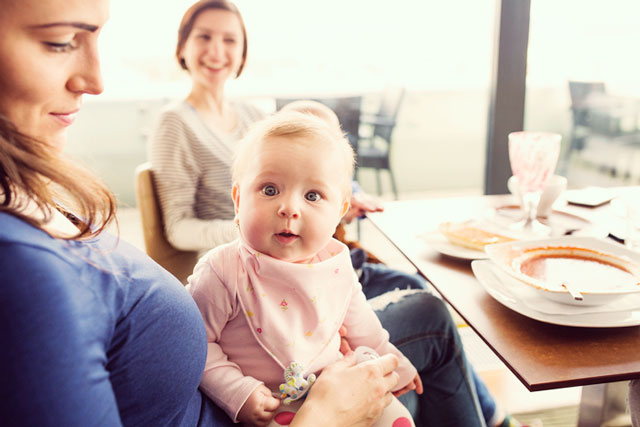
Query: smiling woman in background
[[0, 0, 406, 425], [150, 0, 264, 251]]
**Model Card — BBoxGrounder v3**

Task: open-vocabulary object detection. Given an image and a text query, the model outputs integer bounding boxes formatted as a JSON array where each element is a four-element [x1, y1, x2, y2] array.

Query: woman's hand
[[393, 373, 423, 398], [290, 353, 399, 427], [339, 326, 422, 398], [237, 384, 281, 426]]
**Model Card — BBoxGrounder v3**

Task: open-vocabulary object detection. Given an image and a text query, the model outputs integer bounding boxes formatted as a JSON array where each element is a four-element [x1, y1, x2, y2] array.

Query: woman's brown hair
[[176, 0, 248, 77], [0, 115, 116, 240]]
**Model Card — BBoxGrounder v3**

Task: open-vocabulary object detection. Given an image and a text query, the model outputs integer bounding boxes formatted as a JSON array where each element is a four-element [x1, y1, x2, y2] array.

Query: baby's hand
[[393, 373, 423, 398], [237, 384, 281, 426]]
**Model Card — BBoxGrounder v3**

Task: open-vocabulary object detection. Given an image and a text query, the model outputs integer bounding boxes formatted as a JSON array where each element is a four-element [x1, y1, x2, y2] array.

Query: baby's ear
[[232, 184, 241, 224], [232, 184, 240, 214], [340, 199, 350, 218]]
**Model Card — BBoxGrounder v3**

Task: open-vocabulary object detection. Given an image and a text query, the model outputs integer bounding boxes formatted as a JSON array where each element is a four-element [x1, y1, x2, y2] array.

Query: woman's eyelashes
[[43, 40, 78, 53]]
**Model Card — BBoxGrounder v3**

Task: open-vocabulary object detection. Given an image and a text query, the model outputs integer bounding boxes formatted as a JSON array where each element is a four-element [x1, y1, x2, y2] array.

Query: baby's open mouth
[[278, 232, 297, 238]]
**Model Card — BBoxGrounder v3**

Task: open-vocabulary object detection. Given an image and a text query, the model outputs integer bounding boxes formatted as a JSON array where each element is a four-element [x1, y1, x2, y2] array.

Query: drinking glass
[[508, 131, 561, 234]]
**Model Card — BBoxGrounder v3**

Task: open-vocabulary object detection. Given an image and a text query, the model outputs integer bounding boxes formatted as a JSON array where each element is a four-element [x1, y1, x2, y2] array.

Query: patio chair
[[134, 162, 198, 284], [561, 81, 606, 173], [355, 87, 405, 199]]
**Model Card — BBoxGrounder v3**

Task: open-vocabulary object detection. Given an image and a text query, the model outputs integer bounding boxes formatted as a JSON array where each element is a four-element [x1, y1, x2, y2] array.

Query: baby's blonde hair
[[232, 111, 355, 196], [280, 100, 341, 131]]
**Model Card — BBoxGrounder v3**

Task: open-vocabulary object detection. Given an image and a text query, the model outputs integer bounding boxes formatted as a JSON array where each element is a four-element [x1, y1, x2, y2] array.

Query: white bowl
[[484, 236, 640, 306]]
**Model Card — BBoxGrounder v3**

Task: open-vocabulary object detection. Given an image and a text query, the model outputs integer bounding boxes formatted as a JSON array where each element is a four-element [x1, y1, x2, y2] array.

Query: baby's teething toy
[[279, 361, 316, 405], [354, 346, 380, 363]]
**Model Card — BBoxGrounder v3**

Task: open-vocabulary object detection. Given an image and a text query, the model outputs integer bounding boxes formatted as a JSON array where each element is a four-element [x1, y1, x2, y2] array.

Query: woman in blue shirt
[[0, 0, 486, 425]]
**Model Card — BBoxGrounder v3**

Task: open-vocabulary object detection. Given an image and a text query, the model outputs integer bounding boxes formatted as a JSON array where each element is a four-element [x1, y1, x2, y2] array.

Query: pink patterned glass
[[508, 131, 561, 234]]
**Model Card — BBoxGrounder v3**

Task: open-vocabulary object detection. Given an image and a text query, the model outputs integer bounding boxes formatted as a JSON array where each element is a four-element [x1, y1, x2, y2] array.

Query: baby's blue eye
[[262, 185, 279, 196], [305, 191, 321, 202]]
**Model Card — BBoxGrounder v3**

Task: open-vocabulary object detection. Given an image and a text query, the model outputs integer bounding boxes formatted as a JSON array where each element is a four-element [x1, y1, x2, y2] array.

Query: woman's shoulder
[[150, 101, 205, 150], [0, 212, 182, 308], [0, 210, 47, 239], [0, 213, 107, 331], [0, 212, 72, 267], [231, 99, 267, 123], [155, 100, 196, 126]]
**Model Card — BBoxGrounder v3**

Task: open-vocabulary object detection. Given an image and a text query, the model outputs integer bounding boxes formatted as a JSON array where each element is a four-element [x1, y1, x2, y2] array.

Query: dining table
[[366, 186, 640, 427]]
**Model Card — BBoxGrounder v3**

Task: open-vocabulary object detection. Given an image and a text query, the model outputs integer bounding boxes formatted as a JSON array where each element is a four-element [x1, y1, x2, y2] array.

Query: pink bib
[[230, 239, 356, 371]]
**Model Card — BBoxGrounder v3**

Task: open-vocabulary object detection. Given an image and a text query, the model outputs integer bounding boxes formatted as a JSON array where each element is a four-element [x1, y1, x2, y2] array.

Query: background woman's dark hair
[[176, 0, 248, 77], [0, 115, 116, 240]]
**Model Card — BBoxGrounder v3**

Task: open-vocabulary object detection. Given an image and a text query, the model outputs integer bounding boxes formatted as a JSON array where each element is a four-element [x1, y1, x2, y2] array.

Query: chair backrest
[[568, 81, 606, 128], [275, 96, 363, 153], [373, 87, 405, 142], [378, 87, 405, 119], [134, 162, 199, 284], [568, 81, 605, 109]]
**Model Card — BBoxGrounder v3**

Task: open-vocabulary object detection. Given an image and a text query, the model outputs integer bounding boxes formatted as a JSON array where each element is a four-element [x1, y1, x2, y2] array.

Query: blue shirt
[[0, 212, 231, 426]]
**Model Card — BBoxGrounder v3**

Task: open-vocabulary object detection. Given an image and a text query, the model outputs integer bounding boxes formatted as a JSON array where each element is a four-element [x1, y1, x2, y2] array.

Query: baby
[[188, 110, 418, 426]]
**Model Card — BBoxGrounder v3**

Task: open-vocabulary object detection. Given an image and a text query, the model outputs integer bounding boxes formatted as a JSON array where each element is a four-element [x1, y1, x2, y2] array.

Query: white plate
[[471, 259, 640, 328], [484, 236, 640, 306], [419, 231, 487, 260], [565, 187, 615, 208]]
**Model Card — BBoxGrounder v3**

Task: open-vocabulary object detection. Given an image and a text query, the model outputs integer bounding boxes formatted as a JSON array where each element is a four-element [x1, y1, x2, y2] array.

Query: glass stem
[[522, 191, 541, 225]]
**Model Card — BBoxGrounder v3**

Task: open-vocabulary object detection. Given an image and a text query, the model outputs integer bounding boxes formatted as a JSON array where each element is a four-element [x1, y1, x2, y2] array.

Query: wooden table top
[[367, 190, 640, 391]]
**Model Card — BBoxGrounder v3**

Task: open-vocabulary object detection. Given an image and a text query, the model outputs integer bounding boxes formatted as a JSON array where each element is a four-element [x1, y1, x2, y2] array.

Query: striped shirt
[[149, 100, 265, 252]]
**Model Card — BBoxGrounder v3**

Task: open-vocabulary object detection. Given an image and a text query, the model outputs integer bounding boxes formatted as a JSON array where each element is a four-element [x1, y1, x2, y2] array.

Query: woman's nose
[[207, 37, 224, 59], [67, 46, 104, 95]]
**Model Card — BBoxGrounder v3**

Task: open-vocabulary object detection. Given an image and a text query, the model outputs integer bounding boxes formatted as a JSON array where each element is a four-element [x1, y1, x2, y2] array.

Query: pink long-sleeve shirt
[[188, 238, 416, 421]]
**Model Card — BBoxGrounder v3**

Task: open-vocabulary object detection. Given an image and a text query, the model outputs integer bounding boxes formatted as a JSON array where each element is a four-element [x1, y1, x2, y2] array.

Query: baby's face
[[233, 135, 349, 263]]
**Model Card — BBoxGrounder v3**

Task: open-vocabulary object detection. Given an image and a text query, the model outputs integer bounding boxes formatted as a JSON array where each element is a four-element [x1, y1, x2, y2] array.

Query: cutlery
[[559, 282, 584, 301]]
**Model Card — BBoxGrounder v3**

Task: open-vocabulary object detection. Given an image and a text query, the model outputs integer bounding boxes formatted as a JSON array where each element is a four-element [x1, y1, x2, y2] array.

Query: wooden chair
[[134, 162, 199, 284]]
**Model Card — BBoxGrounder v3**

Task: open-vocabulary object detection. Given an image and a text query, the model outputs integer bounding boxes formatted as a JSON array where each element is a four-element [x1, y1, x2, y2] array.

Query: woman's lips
[[50, 111, 78, 127], [203, 63, 226, 74]]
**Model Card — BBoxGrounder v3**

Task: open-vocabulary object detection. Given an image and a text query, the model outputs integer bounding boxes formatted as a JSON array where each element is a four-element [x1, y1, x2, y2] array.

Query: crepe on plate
[[438, 221, 515, 251]]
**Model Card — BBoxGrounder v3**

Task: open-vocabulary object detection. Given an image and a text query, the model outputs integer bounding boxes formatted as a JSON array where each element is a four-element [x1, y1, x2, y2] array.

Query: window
[[525, 0, 640, 187], [68, 1, 496, 205]]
